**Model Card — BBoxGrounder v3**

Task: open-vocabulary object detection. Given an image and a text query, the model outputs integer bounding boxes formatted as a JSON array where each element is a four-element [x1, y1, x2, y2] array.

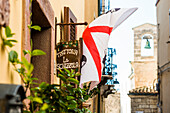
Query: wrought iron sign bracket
[[56, 22, 88, 26], [55, 17, 88, 45]]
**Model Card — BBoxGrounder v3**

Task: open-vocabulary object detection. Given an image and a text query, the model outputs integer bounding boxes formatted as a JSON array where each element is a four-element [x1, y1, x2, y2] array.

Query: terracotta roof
[[129, 86, 158, 95]]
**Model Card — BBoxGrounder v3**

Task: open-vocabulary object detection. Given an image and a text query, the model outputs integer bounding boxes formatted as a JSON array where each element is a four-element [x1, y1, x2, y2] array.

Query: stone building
[[128, 23, 158, 113], [129, 23, 157, 88]]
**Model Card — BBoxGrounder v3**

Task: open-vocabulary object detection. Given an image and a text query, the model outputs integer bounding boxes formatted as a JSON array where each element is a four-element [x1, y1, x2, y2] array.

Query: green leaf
[[31, 25, 41, 31], [75, 72, 81, 77], [68, 104, 77, 109], [77, 88, 83, 95], [68, 78, 79, 85], [27, 96, 33, 101], [31, 77, 38, 81], [23, 111, 31, 113], [30, 39, 33, 51], [39, 82, 48, 88], [59, 99, 66, 107], [22, 57, 29, 68], [64, 68, 71, 76], [69, 100, 77, 105], [66, 85, 73, 92], [71, 69, 74, 74], [32, 49, 46, 56], [84, 95, 89, 100], [67, 96, 75, 100], [59, 69, 66, 75], [31, 82, 39, 85], [28, 64, 34, 75], [23, 50, 31, 56], [8, 50, 18, 63], [5, 26, 15, 38], [36, 111, 46, 113], [58, 74, 66, 83], [16, 67, 25, 75], [33, 97, 43, 104], [44, 99, 50, 104], [3, 39, 13, 47], [79, 98, 86, 102], [41, 103, 49, 110], [28, 25, 31, 29], [16, 60, 23, 64], [8, 39, 17, 43], [22, 57, 34, 75]]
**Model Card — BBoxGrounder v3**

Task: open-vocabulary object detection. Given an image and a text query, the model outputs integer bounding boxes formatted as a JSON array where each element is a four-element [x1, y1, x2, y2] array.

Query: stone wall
[[130, 95, 158, 113]]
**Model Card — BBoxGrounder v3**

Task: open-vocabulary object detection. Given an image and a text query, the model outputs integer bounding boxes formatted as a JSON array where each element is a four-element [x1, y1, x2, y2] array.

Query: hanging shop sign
[[56, 40, 80, 74]]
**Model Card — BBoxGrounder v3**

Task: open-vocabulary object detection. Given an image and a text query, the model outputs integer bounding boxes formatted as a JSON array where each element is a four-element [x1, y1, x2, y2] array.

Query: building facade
[[156, 0, 170, 112], [0, 0, 107, 112], [0, 0, 98, 85], [130, 23, 157, 88]]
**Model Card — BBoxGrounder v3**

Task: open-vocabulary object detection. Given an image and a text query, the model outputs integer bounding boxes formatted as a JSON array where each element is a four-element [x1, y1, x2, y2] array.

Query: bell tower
[[131, 23, 157, 88]]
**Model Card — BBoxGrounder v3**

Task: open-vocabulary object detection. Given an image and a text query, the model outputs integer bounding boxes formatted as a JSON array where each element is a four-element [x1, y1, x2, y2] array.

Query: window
[[70, 19, 76, 40], [141, 34, 154, 56], [31, 0, 54, 84]]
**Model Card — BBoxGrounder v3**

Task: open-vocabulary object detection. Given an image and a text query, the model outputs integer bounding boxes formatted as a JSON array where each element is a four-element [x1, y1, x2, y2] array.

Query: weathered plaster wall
[[105, 93, 120, 113], [48, 0, 98, 84], [157, 0, 170, 112], [0, 0, 23, 84]]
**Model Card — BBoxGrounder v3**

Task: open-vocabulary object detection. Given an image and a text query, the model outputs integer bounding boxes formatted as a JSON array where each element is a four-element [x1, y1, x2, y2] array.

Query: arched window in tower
[[141, 34, 154, 56]]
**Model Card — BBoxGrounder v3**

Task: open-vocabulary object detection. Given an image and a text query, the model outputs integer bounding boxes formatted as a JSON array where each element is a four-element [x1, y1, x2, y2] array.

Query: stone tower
[[131, 23, 157, 88]]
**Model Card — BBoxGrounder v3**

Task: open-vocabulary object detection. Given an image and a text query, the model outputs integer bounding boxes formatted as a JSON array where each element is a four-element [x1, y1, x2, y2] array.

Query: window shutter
[[64, 7, 77, 41]]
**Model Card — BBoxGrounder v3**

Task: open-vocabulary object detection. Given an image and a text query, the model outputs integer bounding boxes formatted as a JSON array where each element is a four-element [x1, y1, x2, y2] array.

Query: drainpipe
[[98, 0, 101, 16]]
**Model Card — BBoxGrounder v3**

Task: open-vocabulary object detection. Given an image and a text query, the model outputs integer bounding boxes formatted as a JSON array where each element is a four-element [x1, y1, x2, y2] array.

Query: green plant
[[25, 69, 86, 113], [4, 26, 98, 112], [21, 68, 98, 113], [8, 45, 46, 93], [0, 26, 16, 48]]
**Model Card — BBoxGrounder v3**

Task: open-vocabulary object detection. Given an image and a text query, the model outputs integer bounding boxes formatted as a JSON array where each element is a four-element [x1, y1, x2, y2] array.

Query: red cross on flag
[[80, 8, 137, 90]]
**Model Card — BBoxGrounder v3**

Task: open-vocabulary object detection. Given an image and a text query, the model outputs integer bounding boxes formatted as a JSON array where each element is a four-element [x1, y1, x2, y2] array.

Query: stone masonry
[[131, 23, 157, 88], [129, 95, 158, 113], [129, 86, 158, 113]]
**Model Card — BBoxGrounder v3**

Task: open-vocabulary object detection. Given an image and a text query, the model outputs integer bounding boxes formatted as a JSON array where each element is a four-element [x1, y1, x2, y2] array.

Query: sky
[[108, 0, 157, 83], [108, 0, 157, 112]]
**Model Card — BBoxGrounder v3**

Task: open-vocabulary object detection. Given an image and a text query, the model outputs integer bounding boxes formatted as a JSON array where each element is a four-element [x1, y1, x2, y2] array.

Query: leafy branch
[[0, 26, 16, 48]]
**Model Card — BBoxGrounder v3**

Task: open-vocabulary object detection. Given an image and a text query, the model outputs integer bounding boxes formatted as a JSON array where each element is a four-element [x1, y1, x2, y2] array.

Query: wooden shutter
[[64, 7, 77, 41]]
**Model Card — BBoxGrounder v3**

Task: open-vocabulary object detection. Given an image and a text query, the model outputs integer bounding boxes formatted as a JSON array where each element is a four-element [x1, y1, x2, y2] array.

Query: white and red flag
[[80, 8, 137, 90]]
